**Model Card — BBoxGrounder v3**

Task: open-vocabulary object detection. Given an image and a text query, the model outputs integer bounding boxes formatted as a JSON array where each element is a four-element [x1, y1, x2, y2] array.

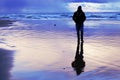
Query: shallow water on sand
[[0, 20, 120, 80]]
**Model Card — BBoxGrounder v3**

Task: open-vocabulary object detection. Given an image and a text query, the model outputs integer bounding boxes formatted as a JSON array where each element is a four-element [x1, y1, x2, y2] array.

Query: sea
[[0, 12, 120, 20]]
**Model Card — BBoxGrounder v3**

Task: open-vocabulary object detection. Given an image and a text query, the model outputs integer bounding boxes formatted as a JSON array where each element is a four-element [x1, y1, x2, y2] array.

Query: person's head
[[77, 6, 82, 11]]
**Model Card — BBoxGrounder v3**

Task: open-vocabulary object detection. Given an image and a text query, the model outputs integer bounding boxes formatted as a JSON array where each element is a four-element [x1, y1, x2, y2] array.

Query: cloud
[[67, 2, 120, 12], [67, 0, 120, 3], [0, 0, 119, 13]]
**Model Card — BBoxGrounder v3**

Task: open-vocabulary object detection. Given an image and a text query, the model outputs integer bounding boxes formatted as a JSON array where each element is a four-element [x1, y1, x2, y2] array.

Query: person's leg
[[76, 25, 80, 44], [80, 25, 84, 42]]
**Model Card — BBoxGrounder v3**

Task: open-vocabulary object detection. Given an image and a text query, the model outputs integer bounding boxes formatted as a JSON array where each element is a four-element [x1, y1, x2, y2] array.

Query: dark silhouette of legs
[[76, 24, 84, 43], [76, 27, 80, 44]]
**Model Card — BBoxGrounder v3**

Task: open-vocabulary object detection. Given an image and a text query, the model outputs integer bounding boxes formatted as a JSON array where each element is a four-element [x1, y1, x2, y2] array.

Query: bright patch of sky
[[67, 2, 120, 12], [68, 0, 120, 3]]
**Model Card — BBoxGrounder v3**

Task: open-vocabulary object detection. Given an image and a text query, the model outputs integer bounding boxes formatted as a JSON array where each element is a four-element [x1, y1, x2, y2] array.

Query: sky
[[0, 0, 120, 13], [68, 0, 120, 3]]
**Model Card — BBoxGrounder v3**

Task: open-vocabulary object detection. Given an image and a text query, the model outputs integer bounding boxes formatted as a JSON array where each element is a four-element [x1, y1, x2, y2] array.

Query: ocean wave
[[0, 12, 120, 20]]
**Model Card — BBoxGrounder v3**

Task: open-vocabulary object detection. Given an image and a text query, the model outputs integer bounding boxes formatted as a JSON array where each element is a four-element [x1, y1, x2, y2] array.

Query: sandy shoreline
[[0, 19, 120, 80]]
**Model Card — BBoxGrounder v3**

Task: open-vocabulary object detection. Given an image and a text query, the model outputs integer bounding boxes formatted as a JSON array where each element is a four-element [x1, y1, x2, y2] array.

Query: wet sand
[[0, 19, 120, 80]]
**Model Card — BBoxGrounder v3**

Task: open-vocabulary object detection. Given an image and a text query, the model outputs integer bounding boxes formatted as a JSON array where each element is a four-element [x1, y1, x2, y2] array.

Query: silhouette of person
[[72, 6, 86, 75], [72, 6, 86, 43]]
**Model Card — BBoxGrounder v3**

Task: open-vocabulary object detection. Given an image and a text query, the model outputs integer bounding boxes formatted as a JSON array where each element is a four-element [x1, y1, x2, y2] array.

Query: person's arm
[[72, 12, 77, 23]]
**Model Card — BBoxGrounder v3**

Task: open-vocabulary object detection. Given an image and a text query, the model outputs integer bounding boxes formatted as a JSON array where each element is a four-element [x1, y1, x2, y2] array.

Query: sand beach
[[0, 16, 120, 80]]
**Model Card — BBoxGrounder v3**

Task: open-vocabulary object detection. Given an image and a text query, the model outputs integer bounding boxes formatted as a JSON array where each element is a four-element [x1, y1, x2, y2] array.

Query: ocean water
[[0, 12, 120, 20]]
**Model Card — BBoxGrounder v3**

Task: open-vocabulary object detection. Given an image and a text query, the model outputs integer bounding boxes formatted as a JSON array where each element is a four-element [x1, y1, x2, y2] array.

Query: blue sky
[[0, 0, 120, 13]]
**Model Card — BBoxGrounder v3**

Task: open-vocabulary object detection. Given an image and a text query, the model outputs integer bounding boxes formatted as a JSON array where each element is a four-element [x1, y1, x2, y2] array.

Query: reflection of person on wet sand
[[72, 6, 86, 42], [72, 41, 85, 75]]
